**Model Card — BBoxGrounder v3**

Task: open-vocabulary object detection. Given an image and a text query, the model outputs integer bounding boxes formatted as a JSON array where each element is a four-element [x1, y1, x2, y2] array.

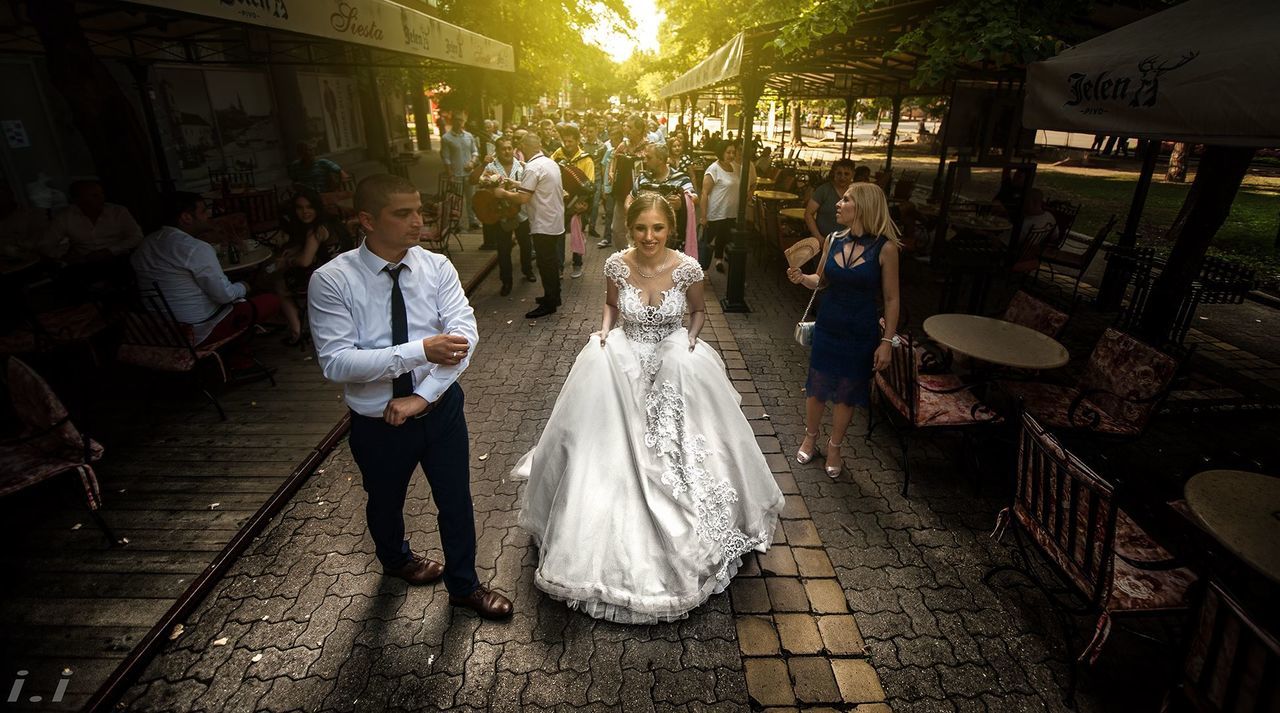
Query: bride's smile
[[630, 208, 669, 257]]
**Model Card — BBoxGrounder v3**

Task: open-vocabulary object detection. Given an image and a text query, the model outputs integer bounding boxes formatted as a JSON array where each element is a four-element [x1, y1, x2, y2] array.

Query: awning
[[124, 0, 513, 71], [1023, 0, 1279, 146], [658, 32, 744, 100]]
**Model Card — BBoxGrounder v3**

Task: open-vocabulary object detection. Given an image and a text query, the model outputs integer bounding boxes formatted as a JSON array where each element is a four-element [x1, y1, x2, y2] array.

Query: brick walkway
[[121, 244, 888, 711]]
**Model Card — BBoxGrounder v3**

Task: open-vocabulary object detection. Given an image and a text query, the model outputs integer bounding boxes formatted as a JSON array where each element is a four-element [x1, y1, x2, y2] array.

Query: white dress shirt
[[131, 226, 248, 344], [47, 203, 144, 259], [520, 153, 565, 236], [485, 157, 528, 222], [308, 242, 478, 417]]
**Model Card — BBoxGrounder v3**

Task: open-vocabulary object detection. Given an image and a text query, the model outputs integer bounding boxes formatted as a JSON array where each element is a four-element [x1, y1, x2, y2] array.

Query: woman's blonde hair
[[844, 182, 901, 244], [626, 191, 677, 235]]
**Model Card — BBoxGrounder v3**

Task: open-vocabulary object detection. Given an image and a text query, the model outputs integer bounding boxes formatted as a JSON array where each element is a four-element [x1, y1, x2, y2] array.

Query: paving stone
[[780, 495, 811, 520], [788, 656, 840, 704], [765, 577, 810, 612], [729, 577, 771, 613], [774, 613, 824, 655], [757, 545, 799, 576], [817, 615, 868, 655], [735, 615, 780, 656], [793, 547, 837, 578], [744, 659, 796, 707], [804, 579, 851, 614], [782, 519, 823, 546], [832, 659, 887, 704]]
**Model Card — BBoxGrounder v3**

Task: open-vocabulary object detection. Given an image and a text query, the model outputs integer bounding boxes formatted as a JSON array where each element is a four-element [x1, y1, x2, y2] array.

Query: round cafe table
[[754, 190, 799, 202], [779, 207, 806, 221], [950, 214, 1011, 236], [923, 314, 1069, 370], [219, 244, 274, 274], [754, 176, 775, 185], [1184, 469, 1280, 584]]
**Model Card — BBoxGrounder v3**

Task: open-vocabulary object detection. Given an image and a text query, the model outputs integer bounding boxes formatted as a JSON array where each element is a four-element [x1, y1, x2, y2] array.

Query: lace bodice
[[605, 250, 704, 346]]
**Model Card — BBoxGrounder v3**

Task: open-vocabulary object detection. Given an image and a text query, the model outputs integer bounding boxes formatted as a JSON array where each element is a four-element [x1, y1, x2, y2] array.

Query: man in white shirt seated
[[131, 192, 281, 372], [45, 180, 144, 261]]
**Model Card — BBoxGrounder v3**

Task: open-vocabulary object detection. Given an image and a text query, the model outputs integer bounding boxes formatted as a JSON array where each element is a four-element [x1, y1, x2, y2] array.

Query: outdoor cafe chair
[[419, 190, 463, 256], [0, 357, 121, 545], [115, 283, 275, 420], [1038, 214, 1118, 301], [1044, 199, 1082, 247], [1161, 580, 1279, 713], [1010, 223, 1060, 281], [222, 187, 281, 246], [986, 411, 1197, 706], [869, 332, 1003, 495], [208, 166, 255, 192], [1001, 289, 1071, 340], [997, 327, 1179, 441]]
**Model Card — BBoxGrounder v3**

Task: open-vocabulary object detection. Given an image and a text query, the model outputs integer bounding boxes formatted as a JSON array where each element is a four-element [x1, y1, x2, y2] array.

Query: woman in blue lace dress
[[786, 182, 901, 478]]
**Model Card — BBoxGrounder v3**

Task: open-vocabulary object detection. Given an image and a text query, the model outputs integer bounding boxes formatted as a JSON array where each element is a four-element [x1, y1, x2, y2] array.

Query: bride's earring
[[796, 429, 821, 464]]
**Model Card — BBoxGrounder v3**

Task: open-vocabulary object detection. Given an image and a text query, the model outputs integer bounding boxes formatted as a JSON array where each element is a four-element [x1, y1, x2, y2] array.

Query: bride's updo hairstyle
[[626, 191, 678, 235], [844, 182, 902, 245]]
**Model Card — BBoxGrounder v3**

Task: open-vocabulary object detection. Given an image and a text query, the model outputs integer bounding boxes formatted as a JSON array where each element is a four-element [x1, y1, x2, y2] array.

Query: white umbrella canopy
[[1023, 0, 1280, 147]]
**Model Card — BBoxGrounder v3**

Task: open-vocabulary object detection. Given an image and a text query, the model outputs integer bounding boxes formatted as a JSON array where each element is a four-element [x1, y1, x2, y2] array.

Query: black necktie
[[386, 265, 413, 398]]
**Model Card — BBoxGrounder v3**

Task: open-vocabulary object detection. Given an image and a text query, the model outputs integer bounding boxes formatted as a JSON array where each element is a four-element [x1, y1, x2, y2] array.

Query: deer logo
[[1131, 52, 1199, 107]]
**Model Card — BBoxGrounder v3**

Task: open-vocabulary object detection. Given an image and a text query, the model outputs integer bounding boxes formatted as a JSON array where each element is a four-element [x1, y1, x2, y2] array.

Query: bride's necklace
[[634, 254, 673, 279]]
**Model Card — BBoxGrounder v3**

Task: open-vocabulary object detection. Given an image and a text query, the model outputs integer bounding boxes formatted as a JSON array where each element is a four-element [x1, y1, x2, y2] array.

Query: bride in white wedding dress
[[513, 192, 784, 624]]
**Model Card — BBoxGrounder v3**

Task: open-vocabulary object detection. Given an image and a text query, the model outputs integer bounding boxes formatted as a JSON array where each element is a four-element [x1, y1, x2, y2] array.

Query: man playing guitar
[[477, 136, 535, 296], [606, 114, 650, 250]]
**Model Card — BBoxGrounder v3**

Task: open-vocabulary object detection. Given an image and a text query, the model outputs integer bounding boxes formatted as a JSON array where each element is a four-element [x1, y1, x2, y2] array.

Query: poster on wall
[[155, 67, 218, 187], [304, 75, 363, 154], [204, 70, 282, 179]]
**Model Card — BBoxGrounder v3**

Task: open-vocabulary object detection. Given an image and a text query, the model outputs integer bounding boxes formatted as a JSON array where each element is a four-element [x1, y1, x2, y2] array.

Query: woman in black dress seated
[[274, 188, 351, 346]]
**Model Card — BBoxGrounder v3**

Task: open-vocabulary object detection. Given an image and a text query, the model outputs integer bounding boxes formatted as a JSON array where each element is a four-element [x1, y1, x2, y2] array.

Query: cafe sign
[[129, 0, 515, 72]]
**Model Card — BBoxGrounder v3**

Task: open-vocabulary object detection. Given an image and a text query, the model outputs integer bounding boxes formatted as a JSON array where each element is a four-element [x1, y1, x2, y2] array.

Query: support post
[[842, 96, 854, 159], [725, 77, 763, 314], [127, 61, 174, 194], [931, 92, 954, 199], [1096, 138, 1160, 308], [885, 94, 902, 173]]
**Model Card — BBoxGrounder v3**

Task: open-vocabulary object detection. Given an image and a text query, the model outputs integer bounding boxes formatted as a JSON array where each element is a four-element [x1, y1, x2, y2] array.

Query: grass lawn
[[835, 147, 1280, 287]]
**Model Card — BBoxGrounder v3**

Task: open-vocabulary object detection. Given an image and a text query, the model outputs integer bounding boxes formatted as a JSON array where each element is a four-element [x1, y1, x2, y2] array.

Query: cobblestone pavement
[[121, 246, 762, 712], [706, 256, 1189, 713]]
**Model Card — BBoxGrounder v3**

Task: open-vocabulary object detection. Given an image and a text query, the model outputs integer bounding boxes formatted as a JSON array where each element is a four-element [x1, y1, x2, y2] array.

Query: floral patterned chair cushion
[[1002, 291, 1068, 338], [2, 357, 103, 509], [115, 312, 242, 378], [874, 371, 1001, 427], [1080, 329, 1178, 431], [998, 381, 1135, 435]]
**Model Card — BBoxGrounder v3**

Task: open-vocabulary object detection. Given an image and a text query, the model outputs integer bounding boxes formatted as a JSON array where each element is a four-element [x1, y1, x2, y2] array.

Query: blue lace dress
[[805, 232, 888, 407]]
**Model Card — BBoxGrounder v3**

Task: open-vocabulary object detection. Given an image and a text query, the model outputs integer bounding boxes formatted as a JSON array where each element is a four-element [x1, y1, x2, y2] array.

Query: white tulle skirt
[[513, 326, 784, 624]]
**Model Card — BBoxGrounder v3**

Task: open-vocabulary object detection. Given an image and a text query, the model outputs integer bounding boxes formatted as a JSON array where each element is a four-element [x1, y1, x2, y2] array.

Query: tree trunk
[[789, 104, 802, 146], [1166, 142, 1189, 182], [1137, 145, 1255, 344], [27, 0, 160, 227]]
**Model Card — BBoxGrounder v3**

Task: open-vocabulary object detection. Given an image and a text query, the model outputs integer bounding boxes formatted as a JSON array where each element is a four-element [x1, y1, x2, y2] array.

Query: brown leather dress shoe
[[383, 552, 444, 586], [449, 586, 514, 620]]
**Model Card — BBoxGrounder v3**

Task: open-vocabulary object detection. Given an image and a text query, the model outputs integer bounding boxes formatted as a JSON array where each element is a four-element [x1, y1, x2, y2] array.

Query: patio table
[[219, 244, 274, 274], [754, 190, 799, 202], [923, 314, 1069, 370], [779, 207, 806, 221], [950, 214, 1011, 236], [1184, 469, 1280, 584]]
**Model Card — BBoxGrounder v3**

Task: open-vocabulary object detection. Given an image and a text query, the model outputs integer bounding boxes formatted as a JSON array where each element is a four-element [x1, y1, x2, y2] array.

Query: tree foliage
[[774, 0, 1085, 88], [436, 0, 633, 105]]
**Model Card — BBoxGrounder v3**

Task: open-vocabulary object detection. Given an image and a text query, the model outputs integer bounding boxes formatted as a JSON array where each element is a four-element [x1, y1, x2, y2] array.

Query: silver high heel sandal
[[796, 429, 822, 464], [825, 440, 844, 479]]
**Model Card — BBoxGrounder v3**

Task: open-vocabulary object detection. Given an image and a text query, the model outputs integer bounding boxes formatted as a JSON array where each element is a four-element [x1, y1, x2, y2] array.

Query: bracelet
[[880, 337, 894, 344]]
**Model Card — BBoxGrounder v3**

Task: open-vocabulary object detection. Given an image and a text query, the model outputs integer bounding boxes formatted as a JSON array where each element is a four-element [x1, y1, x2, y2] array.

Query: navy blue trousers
[[348, 383, 480, 596]]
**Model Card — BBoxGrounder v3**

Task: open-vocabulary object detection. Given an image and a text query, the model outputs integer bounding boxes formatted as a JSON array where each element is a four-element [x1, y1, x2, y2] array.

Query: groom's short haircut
[[355, 174, 418, 217]]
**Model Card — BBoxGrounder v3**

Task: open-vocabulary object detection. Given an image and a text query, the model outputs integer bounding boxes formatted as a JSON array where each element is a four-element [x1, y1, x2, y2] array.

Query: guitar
[[474, 174, 531, 226]]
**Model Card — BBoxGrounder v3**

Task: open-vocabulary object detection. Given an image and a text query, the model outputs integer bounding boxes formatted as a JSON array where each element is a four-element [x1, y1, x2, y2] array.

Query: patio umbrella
[[1023, 0, 1280, 147]]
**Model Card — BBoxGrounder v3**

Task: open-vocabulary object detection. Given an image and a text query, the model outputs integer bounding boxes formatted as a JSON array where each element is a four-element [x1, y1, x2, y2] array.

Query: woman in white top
[[698, 142, 754, 273]]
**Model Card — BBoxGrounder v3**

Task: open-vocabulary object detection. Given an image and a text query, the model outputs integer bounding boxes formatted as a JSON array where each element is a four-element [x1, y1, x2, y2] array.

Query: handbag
[[793, 234, 835, 347]]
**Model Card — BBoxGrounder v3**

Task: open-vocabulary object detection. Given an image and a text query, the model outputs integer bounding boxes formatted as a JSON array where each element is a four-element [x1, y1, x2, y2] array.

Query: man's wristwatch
[[880, 335, 902, 348]]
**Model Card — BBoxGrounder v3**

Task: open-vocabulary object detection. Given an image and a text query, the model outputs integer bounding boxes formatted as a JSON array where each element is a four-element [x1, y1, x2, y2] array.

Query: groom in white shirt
[[308, 174, 512, 619]]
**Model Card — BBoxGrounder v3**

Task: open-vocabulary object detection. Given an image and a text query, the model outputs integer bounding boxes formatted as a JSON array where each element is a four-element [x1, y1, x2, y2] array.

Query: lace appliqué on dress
[[644, 381, 769, 581], [606, 251, 696, 379]]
